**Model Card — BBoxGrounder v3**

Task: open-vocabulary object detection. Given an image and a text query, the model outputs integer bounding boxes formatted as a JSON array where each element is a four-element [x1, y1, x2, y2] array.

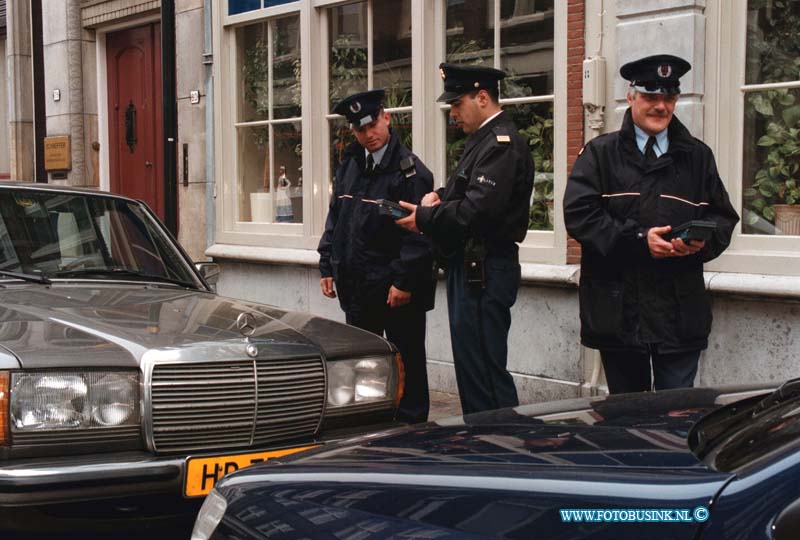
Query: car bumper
[[0, 421, 399, 533]]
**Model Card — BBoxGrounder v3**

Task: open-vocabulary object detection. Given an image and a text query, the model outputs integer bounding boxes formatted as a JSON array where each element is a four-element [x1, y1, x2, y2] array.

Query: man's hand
[[647, 225, 676, 259], [395, 201, 419, 233], [421, 192, 441, 207], [387, 285, 411, 308], [320, 277, 336, 298], [671, 237, 705, 256], [647, 226, 704, 259]]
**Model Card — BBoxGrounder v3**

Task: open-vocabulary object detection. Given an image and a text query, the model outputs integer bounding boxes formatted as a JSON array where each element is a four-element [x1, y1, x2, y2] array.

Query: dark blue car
[[192, 381, 800, 540]]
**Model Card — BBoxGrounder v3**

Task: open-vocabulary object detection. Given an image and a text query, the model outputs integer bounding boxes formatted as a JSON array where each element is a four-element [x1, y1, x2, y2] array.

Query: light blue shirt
[[366, 143, 389, 168], [634, 124, 669, 157]]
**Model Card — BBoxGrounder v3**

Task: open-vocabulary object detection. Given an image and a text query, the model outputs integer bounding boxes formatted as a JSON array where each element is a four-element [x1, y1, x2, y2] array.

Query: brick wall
[[566, 0, 585, 265]]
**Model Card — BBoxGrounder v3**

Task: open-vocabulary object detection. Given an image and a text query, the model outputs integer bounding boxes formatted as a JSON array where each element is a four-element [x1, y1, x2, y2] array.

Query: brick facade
[[566, 0, 585, 265]]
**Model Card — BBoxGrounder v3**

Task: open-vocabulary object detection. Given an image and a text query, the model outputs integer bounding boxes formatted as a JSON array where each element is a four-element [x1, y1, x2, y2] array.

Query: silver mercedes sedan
[[0, 182, 402, 535]]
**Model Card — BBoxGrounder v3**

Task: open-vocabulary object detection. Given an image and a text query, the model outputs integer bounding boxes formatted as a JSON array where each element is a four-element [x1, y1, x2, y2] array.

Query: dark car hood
[[214, 388, 768, 539], [0, 284, 391, 368], [229, 390, 733, 476], [236, 386, 769, 474]]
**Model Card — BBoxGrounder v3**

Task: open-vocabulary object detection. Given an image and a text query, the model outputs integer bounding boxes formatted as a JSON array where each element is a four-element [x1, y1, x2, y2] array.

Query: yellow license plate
[[184, 446, 317, 497]]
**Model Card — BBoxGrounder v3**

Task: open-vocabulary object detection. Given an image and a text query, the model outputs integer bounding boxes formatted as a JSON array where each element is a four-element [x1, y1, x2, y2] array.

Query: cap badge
[[349, 101, 362, 114], [473, 82, 480, 88], [440, 68, 446, 80], [657, 64, 672, 78]]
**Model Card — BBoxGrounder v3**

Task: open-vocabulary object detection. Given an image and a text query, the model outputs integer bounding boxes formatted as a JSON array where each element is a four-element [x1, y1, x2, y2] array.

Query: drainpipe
[[161, 0, 178, 235], [203, 0, 215, 253]]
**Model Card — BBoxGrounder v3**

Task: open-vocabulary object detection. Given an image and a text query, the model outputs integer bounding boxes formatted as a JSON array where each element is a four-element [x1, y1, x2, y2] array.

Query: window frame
[[706, 0, 800, 276], [213, 0, 568, 264], [320, 0, 414, 205], [216, 1, 319, 250], [433, 0, 567, 265]]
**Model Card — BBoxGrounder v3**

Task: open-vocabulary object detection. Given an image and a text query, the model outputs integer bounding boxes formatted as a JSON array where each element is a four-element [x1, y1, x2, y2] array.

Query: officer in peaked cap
[[319, 88, 435, 424], [332, 89, 386, 128], [436, 63, 507, 103], [564, 54, 739, 394], [395, 63, 534, 415], [619, 54, 691, 96]]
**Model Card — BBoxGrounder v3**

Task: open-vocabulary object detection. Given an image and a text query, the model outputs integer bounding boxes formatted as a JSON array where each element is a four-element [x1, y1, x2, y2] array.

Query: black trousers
[[447, 252, 520, 415], [340, 280, 429, 424], [600, 347, 701, 394]]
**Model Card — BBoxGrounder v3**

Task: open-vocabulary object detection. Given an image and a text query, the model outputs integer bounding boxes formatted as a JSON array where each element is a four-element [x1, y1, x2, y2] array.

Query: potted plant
[[743, 89, 800, 234], [742, 1, 800, 234]]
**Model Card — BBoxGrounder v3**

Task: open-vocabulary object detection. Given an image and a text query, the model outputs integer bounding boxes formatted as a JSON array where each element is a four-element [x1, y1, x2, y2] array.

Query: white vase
[[250, 192, 273, 223]]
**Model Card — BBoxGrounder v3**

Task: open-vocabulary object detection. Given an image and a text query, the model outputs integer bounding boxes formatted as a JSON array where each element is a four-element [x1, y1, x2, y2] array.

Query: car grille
[[150, 356, 325, 453], [12, 426, 141, 447]]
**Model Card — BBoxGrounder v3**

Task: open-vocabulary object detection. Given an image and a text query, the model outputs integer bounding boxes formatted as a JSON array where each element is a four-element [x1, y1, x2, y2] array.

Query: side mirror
[[194, 262, 220, 289], [773, 495, 800, 540]]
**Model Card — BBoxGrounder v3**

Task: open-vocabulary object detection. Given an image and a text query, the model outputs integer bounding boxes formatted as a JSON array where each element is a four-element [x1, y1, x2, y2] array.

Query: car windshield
[[0, 188, 200, 287]]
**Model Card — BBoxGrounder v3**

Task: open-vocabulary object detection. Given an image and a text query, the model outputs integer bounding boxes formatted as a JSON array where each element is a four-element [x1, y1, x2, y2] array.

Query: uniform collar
[[633, 124, 669, 157], [478, 110, 504, 131], [620, 108, 694, 159], [464, 110, 507, 155], [365, 142, 389, 168]]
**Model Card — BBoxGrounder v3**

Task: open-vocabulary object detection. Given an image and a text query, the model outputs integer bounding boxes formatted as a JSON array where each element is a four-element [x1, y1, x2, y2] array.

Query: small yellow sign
[[44, 136, 71, 171], [184, 445, 318, 497]]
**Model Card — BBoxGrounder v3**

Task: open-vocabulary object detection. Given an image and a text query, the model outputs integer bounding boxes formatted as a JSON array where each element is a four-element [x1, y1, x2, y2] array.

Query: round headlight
[[89, 373, 137, 426]]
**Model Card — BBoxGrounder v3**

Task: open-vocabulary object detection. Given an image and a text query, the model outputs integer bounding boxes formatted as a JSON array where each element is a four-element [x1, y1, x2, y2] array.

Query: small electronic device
[[666, 220, 717, 242], [375, 199, 411, 219]]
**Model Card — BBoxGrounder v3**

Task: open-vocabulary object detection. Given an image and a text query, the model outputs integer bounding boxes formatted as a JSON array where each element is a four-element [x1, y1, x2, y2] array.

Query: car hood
[[0, 284, 391, 368], [235, 386, 768, 474], [215, 388, 766, 539]]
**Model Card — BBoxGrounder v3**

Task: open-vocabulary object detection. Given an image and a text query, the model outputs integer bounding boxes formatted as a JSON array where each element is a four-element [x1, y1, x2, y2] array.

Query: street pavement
[[428, 390, 462, 421]]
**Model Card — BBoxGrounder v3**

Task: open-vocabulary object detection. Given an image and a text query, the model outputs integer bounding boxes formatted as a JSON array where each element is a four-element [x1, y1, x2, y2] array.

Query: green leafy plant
[[518, 104, 554, 230], [742, 1, 800, 226], [744, 89, 800, 223], [329, 35, 367, 170]]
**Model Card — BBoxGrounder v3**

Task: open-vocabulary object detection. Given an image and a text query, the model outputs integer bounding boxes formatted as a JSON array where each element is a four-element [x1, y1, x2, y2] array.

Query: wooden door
[[107, 24, 164, 219]]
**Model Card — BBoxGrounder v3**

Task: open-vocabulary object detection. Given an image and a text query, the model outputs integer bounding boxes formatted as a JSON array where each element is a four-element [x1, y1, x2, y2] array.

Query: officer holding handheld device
[[564, 54, 739, 393]]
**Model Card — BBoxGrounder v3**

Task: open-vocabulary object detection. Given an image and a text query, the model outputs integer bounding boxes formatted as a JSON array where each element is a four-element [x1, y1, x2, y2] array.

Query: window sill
[[206, 244, 319, 267], [206, 244, 800, 299]]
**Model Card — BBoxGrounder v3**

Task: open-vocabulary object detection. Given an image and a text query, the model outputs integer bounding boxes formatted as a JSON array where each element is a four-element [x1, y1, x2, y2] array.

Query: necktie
[[365, 154, 375, 173], [644, 136, 657, 161]]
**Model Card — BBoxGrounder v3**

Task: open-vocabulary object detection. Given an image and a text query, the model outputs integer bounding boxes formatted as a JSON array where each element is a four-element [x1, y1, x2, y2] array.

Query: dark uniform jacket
[[318, 131, 435, 311], [564, 109, 739, 353], [416, 111, 534, 258]]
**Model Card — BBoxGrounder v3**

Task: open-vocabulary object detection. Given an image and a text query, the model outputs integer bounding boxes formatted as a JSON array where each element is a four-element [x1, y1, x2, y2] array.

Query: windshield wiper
[[689, 394, 765, 459], [0, 269, 51, 284], [51, 268, 196, 288], [690, 379, 800, 459], [752, 378, 800, 416]]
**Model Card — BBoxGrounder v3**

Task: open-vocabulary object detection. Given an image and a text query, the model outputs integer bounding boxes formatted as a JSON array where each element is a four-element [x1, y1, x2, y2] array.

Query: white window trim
[[215, 1, 317, 249], [432, 0, 567, 265], [213, 0, 568, 265], [224, 1, 301, 26], [705, 0, 800, 276]]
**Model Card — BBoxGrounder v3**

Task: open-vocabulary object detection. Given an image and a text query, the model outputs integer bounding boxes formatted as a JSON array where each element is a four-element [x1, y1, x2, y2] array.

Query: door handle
[[125, 101, 137, 153], [145, 161, 153, 167]]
